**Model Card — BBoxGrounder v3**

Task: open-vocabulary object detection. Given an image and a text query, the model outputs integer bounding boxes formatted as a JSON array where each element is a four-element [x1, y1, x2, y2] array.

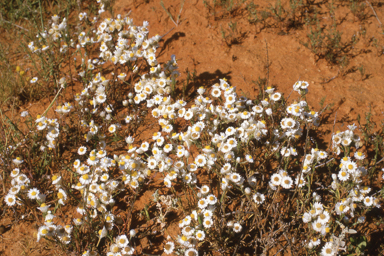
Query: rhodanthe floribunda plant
[[1, 0, 383, 255]]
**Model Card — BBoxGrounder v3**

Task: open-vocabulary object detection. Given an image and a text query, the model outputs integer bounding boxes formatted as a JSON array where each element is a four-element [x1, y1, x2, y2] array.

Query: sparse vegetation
[[1, 0, 384, 256]]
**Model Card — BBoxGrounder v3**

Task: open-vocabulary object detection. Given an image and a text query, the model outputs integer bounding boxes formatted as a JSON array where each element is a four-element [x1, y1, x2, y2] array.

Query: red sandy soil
[[1, 0, 384, 255]]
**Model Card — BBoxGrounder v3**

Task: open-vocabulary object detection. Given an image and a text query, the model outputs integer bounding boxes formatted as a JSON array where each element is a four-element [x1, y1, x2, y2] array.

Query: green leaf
[[358, 241, 367, 248]]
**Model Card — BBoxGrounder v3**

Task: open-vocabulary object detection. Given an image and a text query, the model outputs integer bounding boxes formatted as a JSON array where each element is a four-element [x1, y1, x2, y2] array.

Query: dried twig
[[366, 0, 382, 27], [315, 158, 335, 168], [160, 0, 185, 27], [320, 69, 340, 84], [328, 111, 338, 151], [160, 27, 175, 39], [0, 13, 29, 31], [263, 39, 270, 100]]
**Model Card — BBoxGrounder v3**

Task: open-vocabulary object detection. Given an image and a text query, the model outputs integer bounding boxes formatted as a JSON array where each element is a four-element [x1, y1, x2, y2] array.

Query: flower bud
[[129, 229, 136, 238]]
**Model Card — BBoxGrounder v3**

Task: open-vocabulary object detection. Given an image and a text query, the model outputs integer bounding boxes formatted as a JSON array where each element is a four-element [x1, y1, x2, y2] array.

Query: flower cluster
[[2, 1, 383, 255]]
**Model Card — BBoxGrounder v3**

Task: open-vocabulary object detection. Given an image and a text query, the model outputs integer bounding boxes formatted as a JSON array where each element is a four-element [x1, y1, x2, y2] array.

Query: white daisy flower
[[36, 203, 50, 213], [360, 186, 371, 194], [59, 234, 71, 244], [57, 188, 67, 202], [232, 223, 243, 234], [4, 194, 17, 206], [28, 188, 40, 199], [240, 110, 251, 119], [302, 212, 312, 223], [230, 173, 241, 184], [78, 146, 87, 155], [304, 154, 314, 164], [182, 226, 195, 237], [338, 169, 349, 181], [253, 105, 263, 113], [225, 94, 236, 104], [363, 196, 373, 207], [354, 151, 365, 160], [345, 161, 357, 173], [130, 179, 139, 189], [164, 178, 172, 188], [265, 86, 275, 94], [182, 215, 192, 226], [281, 117, 295, 129], [202, 209, 213, 219], [312, 219, 323, 232], [182, 173, 192, 183], [317, 211, 330, 225], [10, 168, 20, 178], [87, 156, 98, 166], [116, 234, 129, 248], [245, 154, 254, 163], [12, 157, 24, 165], [37, 225, 50, 242], [100, 173, 109, 182], [9, 185, 20, 195], [320, 242, 336, 256], [335, 202, 349, 215], [195, 155, 206, 167], [196, 230, 205, 241], [163, 144, 173, 153], [140, 142, 149, 152], [20, 111, 29, 117], [200, 185, 210, 195], [302, 165, 311, 174], [30, 77, 38, 83], [341, 137, 352, 147], [318, 150, 327, 160], [207, 194, 217, 205], [270, 92, 281, 101], [77, 165, 90, 175], [185, 248, 198, 256], [225, 126, 236, 136], [280, 147, 291, 157], [184, 110, 194, 120], [295, 175, 306, 188], [203, 217, 213, 228], [281, 176, 293, 189], [253, 192, 265, 204], [198, 198, 208, 209], [79, 174, 92, 185], [108, 124, 116, 133], [313, 202, 323, 214], [211, 88, 221, 97], [73, 217, 83, 226], [164, 241, 175, 254], [147, 158, 157, 169], [270, 173, 282, 186], [16, 174, 29, 184], [227, 137, 238, 148], [220, 143, 232, 153]]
